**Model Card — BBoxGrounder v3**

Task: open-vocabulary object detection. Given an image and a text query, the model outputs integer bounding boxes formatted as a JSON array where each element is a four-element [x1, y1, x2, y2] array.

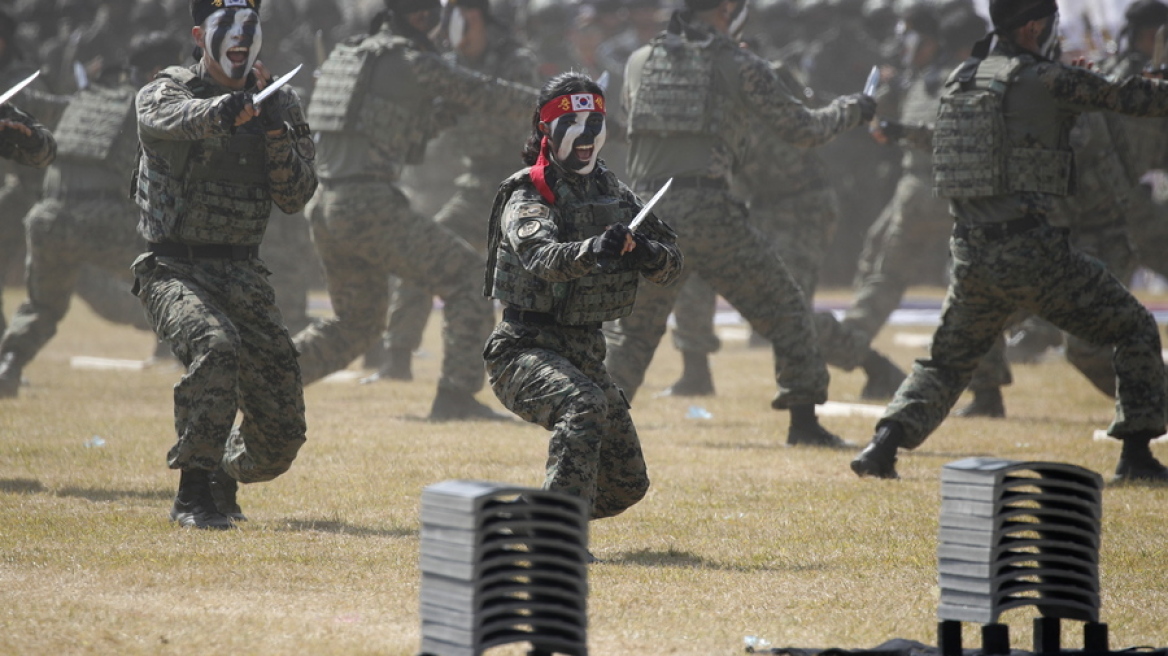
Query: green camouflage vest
[[486, 168, 641, 325], [308, 29, 434, 165], [898, 66, 945, 175], [627, 35, 751, 164], [1068, 112, 1133, 226], [134, 66, 272, 245], [933, 54, 1073, 198], [54, 84, 137, 170]]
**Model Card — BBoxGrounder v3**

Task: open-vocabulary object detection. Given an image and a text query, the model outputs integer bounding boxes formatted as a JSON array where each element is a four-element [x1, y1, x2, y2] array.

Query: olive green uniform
[[880, 43, 1168, 448], [291, 26, 535, 394], [131, 63, 317, 481], [605, 14, 864, 406], [484, 165, 682, 519]]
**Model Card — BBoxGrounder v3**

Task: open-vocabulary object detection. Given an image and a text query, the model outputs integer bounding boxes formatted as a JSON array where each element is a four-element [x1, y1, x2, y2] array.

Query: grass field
[[2, 285, 1167, 655]]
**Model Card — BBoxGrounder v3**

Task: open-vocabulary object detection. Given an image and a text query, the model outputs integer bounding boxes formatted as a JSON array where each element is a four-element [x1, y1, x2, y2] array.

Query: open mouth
[[226, 46, 250, 65], [573, 144, 594, 160]]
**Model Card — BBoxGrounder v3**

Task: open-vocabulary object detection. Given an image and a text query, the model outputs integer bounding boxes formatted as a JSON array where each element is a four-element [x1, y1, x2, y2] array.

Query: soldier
[[852, 0, 1168, 483], [606, 0, 876, 447], [484, 71, 682, 522], [292, 0, 536, 419], [364, 0, 540, 383], [131, 0, 318, 528], [0, 32, 182, 399]]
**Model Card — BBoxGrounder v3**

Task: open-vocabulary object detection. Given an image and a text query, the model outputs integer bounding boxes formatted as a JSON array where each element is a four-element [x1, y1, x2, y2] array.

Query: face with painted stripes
[[541, 111, 607, 175], [200, 8, 262, 82]]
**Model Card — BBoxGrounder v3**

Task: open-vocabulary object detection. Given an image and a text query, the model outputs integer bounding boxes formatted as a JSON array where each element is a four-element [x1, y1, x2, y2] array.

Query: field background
[[2, 285, 1167, 655]]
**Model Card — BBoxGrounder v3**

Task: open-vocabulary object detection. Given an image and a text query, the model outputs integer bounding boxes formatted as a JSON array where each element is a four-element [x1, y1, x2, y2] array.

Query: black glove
[[855, 94, 878, 123], [626, 232, 663, 269], [591, 222, 630, 262], [255, 89, 287, 133], [216, 90, 251, 131], [0, 122, 44, 152]]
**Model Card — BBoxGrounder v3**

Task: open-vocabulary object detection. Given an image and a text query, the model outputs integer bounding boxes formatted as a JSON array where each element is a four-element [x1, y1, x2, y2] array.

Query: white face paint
[[1039, 12, 1060, 59], [203, 8, 262, 81], [448, 7, 466, 49], [547, 111, 607, 175], [728, 2, 749, 40]]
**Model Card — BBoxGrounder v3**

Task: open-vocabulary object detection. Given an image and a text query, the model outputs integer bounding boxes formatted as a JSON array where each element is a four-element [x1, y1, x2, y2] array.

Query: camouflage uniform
[[130, 62, 317, 482], [0, 82, 151, 395], [291, 25, 535, 397], [606, 13, 865, 407], [879, 43, 1168, 449], [383, 25, 540, 361], [484, 164, 682, 519]]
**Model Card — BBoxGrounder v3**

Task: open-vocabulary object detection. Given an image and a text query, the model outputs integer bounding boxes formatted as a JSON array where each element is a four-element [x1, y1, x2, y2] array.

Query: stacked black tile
[[419, 480, 590, 656], [938, 457, 1103, 625]]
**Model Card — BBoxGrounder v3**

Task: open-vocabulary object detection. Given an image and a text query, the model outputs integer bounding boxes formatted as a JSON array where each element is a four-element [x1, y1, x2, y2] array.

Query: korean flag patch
[[570, 94, 596, 112]]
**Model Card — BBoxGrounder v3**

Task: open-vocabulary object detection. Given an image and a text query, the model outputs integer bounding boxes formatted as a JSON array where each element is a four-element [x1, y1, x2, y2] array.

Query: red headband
[[539, 93, 605, 124]]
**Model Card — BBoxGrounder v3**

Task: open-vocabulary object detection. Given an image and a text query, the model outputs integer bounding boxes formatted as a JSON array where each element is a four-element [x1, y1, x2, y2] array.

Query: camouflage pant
[[0, 198, 150, 368], [969, 225, 1140, 396], [839, 173, 953, 346], [0, 175, 39, 337], [1128, 185, 1168, 279], [131, 253, 306, 482], [294, 180, 493, 392], [604, 188, 830, 408], [882, 224, 1165, 447], [485, 318, 649, 520], [668, 187, 871, 370], [384, 176, 495, 355], [261, 210, 319, 335]]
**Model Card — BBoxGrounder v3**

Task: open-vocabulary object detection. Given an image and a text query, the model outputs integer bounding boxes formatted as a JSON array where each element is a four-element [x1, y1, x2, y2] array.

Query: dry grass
[[2, 285, 1168, 655]]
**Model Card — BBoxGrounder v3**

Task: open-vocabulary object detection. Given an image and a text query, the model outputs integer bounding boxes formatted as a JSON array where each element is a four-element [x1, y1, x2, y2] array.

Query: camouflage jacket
[[136, 61, 318, 222], [1100, 50, 1168, 176], [949, 41, 1168, 225], [624, 12, 863, 184], [0, 103, 56, 168]]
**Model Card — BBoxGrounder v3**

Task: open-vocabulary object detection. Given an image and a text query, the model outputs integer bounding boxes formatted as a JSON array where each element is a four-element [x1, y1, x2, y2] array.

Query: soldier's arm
[[503, 188, 603, 282], [1040, 62, 1168, 117], [410, 50, 538, 124], [740, 53, 864, 148], [0, 104, 56, 168], [264, 88, 317, 214], [136, 77, 234, 142]]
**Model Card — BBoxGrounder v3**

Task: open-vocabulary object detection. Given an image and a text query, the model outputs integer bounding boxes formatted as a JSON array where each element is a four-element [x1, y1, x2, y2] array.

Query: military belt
[[149, 242, 259, 261], [502, 308, 601, 331], [638, 176, 728, 192], [953, 215, 1044, 241]]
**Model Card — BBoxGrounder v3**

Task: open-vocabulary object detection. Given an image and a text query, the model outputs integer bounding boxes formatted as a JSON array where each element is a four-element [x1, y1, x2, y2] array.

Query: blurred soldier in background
[[293, 0, 537, 419], [0, 32, 183, 399]]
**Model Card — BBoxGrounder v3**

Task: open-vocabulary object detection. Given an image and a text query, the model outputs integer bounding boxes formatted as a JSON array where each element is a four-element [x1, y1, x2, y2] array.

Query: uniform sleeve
[[0, 104, 56, 168], [739, 52, 863, 148], [409, 50, 538, 124], [1038, 62, 1168, 117], [264, 87, 318, 214], [502, 188, 600, 282], [136, 76, 233, 142]]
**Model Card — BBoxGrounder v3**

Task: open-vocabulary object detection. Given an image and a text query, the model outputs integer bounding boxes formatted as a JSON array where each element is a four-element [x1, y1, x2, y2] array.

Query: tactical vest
[[899, 67, 944, 174], [627, 34, 751, 165], [933, 55, 1074, 198], [54, 84, 137, 171], [486, 168, 642, 325], [1069, 112, 1133, 224], [308, 29, 434, 165], [134, 66, 272, 245]]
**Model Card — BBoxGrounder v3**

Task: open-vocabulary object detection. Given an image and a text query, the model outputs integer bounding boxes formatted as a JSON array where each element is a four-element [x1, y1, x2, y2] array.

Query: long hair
[[521, 72, 605, 166]]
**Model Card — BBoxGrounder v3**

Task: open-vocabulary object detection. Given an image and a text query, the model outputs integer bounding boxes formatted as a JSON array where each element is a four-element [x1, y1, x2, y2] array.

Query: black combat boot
[[954, 387, 1006, 418], [859, 350, 906, 400], [851, 422, 905, 479], [657, 351, 715, 397], [209, 466, 247, 521], [1113, 434, 1168, 484], [170, 469, 234, 529], [361, 348, 413, 384], [429, 387, 511, 421], [0, 352, 25, 399], [786, 404, 855, 448]]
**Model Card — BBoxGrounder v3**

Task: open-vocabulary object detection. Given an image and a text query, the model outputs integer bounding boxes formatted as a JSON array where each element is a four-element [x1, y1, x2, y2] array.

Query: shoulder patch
[[514, 203, 550, 219], [517, 220, 542, 238]]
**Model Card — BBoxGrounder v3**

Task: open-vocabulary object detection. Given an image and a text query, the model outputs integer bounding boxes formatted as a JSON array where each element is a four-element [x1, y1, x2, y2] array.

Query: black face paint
[[548, 111, 607, 174], [204, 8, 262, 80]]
